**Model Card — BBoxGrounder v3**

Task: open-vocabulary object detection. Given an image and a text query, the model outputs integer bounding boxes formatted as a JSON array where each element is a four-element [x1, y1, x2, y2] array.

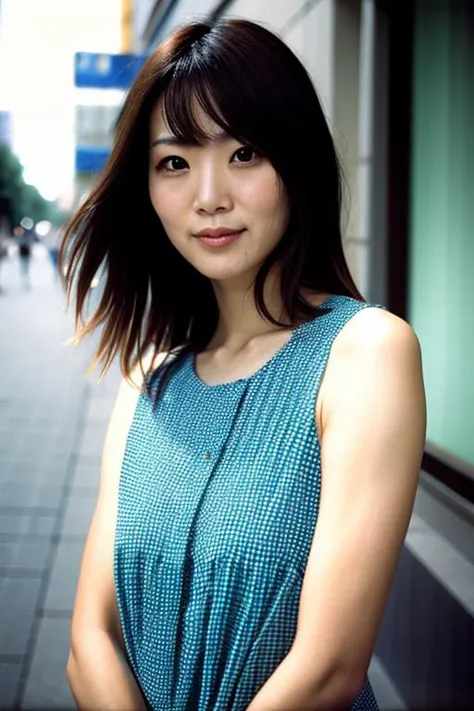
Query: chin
[[192, 259, 258, 284]]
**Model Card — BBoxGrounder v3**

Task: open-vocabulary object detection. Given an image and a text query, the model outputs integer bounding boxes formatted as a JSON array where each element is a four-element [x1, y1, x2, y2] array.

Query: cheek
[[148, 176, 163, 215], [148, 178, 185, 225], [240, 172, 287, 222]]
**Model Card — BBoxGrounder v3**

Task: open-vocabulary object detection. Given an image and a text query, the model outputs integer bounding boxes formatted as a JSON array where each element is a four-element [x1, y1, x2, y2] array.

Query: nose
[[193, 161, 232, 215]]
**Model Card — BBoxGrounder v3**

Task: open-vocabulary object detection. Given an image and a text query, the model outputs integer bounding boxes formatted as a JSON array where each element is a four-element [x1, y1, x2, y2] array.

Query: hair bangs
[[161, 50, 262, 150]]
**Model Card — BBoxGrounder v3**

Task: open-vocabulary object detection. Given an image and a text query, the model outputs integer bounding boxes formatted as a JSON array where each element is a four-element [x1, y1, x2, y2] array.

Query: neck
[[209, 266, 288, 351]]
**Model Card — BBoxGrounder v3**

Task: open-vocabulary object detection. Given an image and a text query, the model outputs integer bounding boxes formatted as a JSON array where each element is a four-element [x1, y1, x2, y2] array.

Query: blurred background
[[0, 0, 473, 709]]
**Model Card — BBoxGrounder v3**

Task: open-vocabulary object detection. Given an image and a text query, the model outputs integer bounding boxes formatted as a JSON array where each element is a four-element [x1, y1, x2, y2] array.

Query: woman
[[63, 18, 426, 711]]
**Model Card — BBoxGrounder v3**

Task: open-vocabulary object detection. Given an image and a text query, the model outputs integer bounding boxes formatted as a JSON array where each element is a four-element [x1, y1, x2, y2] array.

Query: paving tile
[[0, 661, 22, 708], [0, 481, 36, 507], [0, 577, 41, 656], [11, 418, 59, 434], [70, 462, 100, 490], [0, 447, 12, 467], [76, 433, 107, 459], [0, 433, 15, 450], [43, 543, 84, 614], [16, 434, 58, 456], [0, 482, 63, 509], [0, 541, 16, 568], [27, 516, 56, 538], [21, 617, 75, 709], [0, 540, 50, 571], [3, 462, 43, 481], [33, 485, 64, 509], [69, 488, 99, 506], [2, 450, 48, 470], [47, 441, 77, 460], [0, 515, 30, 536], [60, 494, 96, 537], [81, 420, 109, 442], [85, 397, 115, 422], [69, 484, 99, 501], [39, 463, 70, 486], [73, 453, 101, 468]]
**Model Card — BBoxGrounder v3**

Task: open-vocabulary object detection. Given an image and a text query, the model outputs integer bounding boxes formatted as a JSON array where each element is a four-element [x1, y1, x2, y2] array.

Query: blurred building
[[0, 110, 13, 148], [0, 0, 125, 211], [132, 0, 474, 708], [73, 2, 146, 206]]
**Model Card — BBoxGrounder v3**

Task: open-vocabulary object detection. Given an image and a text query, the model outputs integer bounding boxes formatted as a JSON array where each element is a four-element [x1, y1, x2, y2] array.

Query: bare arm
[[247, 309, 426, 710], [67, 354, 164, 710], [67, 509, 148, 710]]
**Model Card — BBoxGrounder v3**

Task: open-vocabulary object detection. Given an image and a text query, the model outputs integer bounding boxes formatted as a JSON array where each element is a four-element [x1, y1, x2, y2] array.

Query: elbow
[[66, 648, 77, 678], [67, 629, 83, 680], [66, 648, 80, 699], [315, 668, 367, 710], [290, 647, 367, 710], [326, 672, 367, 709], [66, 630, 94, 687], [66, 651, 73, 680]]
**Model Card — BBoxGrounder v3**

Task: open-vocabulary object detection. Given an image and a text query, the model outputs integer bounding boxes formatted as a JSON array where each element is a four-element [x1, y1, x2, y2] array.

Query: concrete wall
[[153, 0, 220, 43], [220, 0, 369, 294], [133, 0, 158, 47]]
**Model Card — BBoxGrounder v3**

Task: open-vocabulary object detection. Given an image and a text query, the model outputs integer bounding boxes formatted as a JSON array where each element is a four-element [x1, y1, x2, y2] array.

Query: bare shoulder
[[119, 350, 167, 394], [101, 351, 167, 490], [331, 306, 422, 368], [113, 350, 167, 410], [319, 306, 424, 428]]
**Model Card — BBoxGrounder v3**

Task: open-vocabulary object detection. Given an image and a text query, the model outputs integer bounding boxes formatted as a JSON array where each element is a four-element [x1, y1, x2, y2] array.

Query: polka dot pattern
[[114, 294, 383, 710]]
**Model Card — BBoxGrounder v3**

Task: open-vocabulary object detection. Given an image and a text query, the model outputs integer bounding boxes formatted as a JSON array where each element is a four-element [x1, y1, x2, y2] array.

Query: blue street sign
[[74, 52, 147, 89], [75, 147, 110, 173]]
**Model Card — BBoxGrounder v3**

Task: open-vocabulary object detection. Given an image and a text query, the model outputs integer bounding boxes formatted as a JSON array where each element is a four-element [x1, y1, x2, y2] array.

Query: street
[[0, 245, 120, 709]]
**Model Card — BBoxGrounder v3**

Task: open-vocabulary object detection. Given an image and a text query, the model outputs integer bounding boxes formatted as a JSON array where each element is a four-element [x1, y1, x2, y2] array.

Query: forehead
[[149, 97, 223, 142]]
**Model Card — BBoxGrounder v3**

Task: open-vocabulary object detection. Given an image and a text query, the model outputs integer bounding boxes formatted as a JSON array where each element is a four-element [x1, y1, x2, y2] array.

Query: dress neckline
[[190, 294, 341, 390]]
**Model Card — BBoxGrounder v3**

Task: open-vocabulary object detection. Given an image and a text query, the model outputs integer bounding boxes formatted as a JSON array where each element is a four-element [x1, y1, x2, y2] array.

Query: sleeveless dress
[[114, 294, 382, 710]]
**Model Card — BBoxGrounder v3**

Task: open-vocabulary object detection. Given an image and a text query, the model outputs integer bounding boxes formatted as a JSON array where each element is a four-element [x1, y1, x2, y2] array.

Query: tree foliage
[[0, 143, 62, 230]]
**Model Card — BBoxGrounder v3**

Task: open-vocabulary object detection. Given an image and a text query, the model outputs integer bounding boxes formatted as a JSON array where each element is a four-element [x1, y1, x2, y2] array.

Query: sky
[[0, 0, 123, 205]]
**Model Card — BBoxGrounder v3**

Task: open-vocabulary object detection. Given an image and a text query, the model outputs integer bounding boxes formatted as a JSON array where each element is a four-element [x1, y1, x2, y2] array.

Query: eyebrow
[[150, 130, 231, 149]]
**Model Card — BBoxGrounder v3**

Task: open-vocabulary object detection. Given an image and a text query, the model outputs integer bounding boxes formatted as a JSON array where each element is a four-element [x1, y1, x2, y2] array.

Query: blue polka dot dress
[[114, 294, 381, 710]]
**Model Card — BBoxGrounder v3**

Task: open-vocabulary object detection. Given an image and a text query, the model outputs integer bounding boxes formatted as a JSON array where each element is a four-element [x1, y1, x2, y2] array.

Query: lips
[[195, 227, 244, 239], [195, 228, 245, 248]]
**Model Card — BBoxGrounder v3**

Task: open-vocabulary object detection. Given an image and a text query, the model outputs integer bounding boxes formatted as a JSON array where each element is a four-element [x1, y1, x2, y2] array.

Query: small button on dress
[[114, 294, 383, 710]]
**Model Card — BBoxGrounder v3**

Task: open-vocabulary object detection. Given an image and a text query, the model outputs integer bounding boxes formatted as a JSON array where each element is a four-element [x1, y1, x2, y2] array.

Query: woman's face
[[148, 99, 290, 285]]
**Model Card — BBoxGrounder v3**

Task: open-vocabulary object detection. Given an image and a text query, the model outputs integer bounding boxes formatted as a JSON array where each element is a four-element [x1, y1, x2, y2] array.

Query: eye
[[232, 146, 258, 163], [157, 156, 189, 173]]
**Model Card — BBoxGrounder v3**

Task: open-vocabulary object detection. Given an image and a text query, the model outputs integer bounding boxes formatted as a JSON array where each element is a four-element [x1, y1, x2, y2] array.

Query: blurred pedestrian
[[16, 225, 36, 289], [60, 19, 426, 711], [41, 224, 64, 283], [0, 233, 8, 293]]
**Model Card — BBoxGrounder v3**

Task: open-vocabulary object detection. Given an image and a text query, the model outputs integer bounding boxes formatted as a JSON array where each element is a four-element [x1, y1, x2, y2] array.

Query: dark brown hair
[[60, 18, 363, 400]]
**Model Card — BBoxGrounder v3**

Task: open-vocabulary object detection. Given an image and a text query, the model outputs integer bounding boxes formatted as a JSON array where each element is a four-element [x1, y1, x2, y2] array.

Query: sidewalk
[[0, 247, 120, 709], [0, 247, 405, 709]]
